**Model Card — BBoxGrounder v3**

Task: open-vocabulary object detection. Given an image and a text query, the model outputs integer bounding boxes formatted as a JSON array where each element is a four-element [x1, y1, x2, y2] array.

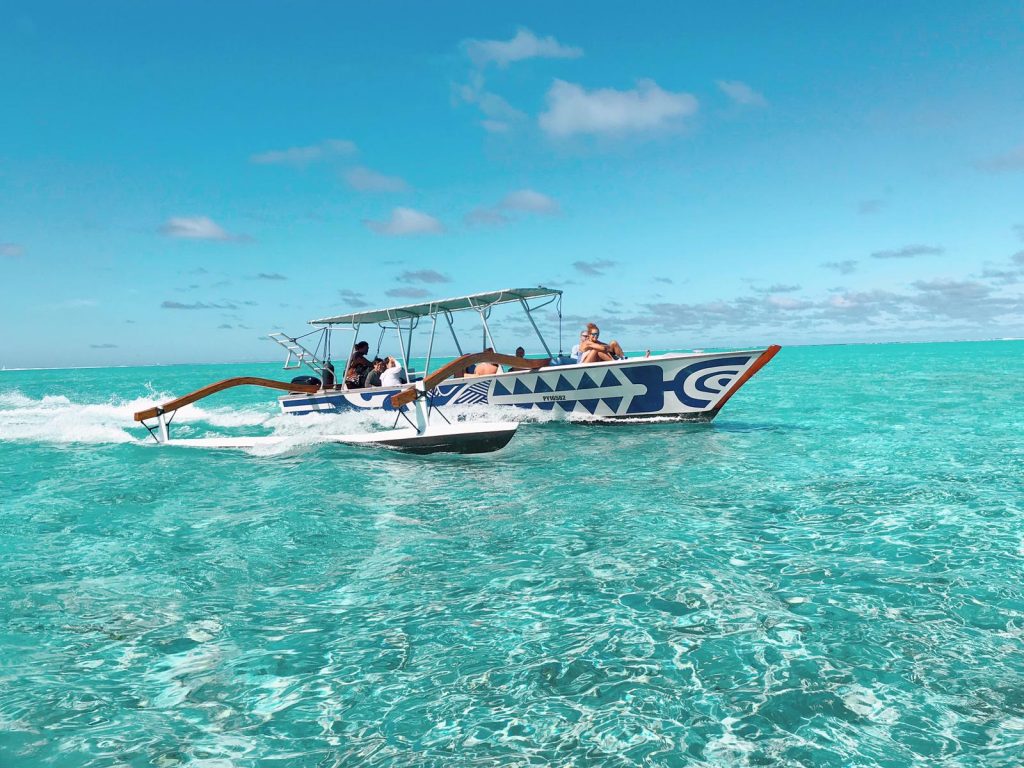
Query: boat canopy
[[309, 287, 561, 326]]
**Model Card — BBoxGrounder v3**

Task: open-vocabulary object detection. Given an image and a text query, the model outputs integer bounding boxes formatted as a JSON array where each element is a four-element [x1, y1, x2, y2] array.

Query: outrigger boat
[[269, 287, 780, 421], [132, 350, 530, 455]]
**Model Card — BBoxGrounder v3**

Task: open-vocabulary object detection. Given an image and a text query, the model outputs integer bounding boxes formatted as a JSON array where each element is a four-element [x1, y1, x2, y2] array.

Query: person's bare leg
[[608, 341, 625, 359]]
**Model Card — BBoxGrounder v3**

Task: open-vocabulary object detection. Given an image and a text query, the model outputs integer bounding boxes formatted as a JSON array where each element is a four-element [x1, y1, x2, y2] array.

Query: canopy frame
[[275, 287, 563, 389], [309, 287, 561, 327]]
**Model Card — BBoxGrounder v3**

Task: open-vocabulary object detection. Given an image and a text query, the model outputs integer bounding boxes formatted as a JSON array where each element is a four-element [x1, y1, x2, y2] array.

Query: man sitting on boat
[[364, 357, 386, 388], [579, 323, 626, 363], [510, 346, 531, 371]]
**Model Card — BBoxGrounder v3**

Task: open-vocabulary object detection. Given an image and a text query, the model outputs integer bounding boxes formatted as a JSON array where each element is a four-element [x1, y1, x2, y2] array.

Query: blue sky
[[2, 1, 1023, 367]]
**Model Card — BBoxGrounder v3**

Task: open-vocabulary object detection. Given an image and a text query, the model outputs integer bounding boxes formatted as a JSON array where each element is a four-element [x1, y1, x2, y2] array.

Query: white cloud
[[500, 189, 560, 215], [539, 79, 698, 137], [337, 289, 369, 308], [0, 242, 24, 258], [464, 208, 511, 227], [573, 259, 616, 277], [250, 139, 356, 166], [161, 300, 236, 310], [344, 166, 410, 193], [975, 144, 1024, 173], [160, 216, 246, 242], [822, 260, 858, 274], [463, 28, 582, 68], [454, 73, 527, 133], [766, 295, 812, 310], [386, 287, 431, 299], [871, 244, 943, 260], [365, 207, 443, 237], [716, 80, 767, 107], [455, 29, 573, 132], [754, 283, 801, 294], [465, 189, 560, 227], [398, 270, 451, 284]]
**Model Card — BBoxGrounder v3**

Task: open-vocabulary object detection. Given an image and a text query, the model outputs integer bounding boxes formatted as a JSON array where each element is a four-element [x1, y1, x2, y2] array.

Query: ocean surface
[[1, 340, 1023, 767]]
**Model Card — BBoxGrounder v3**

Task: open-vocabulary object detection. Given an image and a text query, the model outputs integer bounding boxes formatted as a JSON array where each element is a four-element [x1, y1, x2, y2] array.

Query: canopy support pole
[[520, 298, 553, 359], [425, 314, 438, 376], [395, 318, 411, 379], [405, 318, 416, 375], [444, 311, 464, 356], [477, 308, 499, 370]]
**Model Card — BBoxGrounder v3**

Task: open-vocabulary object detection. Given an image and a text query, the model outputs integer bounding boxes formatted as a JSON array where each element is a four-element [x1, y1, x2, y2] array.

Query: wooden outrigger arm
[[389, 349, 548, 409], [133, 377, 319, 422], [133, 350, 547, 422], [132, 350, 541, 452]]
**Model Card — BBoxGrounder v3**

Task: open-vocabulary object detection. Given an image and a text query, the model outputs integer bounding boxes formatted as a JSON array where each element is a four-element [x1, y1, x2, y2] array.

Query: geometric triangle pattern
[[555, 375, 575, 392], [601, 396, 622, 412], [486, 366, 637, 416], [533, 377, 552, 393]]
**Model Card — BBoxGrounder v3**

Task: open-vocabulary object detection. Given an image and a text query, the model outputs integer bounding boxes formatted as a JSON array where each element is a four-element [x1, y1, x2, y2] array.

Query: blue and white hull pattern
[[278, 347, 780, 421]]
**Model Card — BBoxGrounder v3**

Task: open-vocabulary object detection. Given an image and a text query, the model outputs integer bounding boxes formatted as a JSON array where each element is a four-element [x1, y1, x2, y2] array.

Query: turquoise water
[[1, 341, 1023, 766]]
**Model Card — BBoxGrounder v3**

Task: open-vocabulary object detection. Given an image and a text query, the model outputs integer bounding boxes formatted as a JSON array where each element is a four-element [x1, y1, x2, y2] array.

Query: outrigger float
[[269, 287, 780, 422]]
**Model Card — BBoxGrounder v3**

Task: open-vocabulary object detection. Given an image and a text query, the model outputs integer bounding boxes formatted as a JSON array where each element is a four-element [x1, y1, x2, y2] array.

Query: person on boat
[[345, 341, 372, 388], [468, 360, 500, 377], [570, 330, 589, 363], [380, 356, 408, 387], [579, 323, 626, 363], [353, 341, 373, 380], [364, 358, 386, 388], [321, 360, 336, 389], [510, 347, 530, 371]]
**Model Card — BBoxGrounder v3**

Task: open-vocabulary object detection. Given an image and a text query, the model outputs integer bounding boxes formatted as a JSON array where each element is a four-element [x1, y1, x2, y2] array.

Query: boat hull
[[278, 347, 780, 421]]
